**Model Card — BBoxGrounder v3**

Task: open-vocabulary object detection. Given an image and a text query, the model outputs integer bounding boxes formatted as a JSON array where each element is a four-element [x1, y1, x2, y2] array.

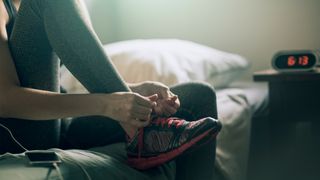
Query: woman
[[0, 0, 220, 179]]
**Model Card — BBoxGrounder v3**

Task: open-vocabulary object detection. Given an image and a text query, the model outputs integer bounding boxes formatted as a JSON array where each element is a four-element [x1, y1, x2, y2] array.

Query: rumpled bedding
[[215, 88, 253, 180], [0, 143, 175, 180]]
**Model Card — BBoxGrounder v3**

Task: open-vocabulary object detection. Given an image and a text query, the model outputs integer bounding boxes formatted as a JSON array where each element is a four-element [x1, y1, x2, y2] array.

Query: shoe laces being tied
[[131, 118, 184, 158], [127, 117, 221, 170], [153, 117, 184, 128], [135, 117, 187, 158]]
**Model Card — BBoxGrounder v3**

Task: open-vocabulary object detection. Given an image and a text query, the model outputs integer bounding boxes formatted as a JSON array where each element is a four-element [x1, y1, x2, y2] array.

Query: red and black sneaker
[[126, 117, 222, 170]]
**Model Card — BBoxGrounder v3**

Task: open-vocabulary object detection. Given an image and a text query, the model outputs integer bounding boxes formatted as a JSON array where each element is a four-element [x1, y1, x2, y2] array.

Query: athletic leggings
[[0, 0, 218, 179]]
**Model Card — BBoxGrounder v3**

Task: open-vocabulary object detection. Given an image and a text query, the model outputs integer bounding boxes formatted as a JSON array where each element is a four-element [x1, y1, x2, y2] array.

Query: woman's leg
[[61, 116, 126, 149], [5, 0, 129, 151], [170, 82, 218, 180], [11, 0, 129, 93]]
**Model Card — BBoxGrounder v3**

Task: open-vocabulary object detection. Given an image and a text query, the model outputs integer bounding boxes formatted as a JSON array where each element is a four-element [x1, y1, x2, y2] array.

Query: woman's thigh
[[63, 116, 126, 149], [170, 82, 218, 180], [170, 81, 218, 120]]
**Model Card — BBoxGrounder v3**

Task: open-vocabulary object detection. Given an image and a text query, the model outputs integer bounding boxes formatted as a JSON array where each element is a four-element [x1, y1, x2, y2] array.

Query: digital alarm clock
[[272, 50, 319, 72]]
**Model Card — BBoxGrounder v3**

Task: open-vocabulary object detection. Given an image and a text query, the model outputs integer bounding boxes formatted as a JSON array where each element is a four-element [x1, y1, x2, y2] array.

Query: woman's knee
[[190, 82, 216, 99], [63, 116, 125, 149], [171, 81, 218, 119], [188, 82, 217, 109], [171, 81, 216, 101]]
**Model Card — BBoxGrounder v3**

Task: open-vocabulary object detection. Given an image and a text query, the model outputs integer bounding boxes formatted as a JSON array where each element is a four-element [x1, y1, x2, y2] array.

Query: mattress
[[60, 67, 270, 180], [215, 81, 268, 180], [227, 81, 268, 117]]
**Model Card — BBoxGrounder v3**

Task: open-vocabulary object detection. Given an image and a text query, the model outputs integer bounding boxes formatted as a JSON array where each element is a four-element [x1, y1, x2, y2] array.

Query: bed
[[59, 39, 269, 180], [0, 81, 267, 180], [214, 81, 268, 180], [59, 75, 268, 180], [0, 38, 269, 180]]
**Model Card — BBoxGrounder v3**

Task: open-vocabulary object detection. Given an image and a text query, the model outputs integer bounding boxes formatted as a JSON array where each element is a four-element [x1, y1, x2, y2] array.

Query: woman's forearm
[[0, 86, 106, 120]]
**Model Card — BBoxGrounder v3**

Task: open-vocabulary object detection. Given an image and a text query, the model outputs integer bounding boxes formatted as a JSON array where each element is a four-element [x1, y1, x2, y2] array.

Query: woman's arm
[[0, 20, 154, 129], [1, 87, 106, 120], [0, 17, 103, 120], [0, 3, 155, 140]]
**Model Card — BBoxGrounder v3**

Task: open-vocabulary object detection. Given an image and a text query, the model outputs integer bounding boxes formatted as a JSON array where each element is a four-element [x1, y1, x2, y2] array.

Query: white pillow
[[60, 39, 250, 93], [104, 39, 249, 88]]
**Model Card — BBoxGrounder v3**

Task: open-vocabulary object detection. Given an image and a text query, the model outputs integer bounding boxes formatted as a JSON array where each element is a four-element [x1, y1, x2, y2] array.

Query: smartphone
[[25, 151, 61, 166]]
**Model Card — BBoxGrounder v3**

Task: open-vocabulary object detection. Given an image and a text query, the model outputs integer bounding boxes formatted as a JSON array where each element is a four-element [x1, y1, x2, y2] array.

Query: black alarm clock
[[272, 50, 319, 72]]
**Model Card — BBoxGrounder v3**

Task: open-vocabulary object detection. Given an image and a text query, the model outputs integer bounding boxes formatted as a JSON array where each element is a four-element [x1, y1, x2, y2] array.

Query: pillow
[[60, 39, 250, 93], [104, 39, 250, 88]]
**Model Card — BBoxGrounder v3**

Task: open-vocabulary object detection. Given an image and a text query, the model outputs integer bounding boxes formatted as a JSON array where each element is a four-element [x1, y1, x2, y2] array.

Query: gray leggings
[[66, 82, 218, 180], [1, 0, 218, 179]]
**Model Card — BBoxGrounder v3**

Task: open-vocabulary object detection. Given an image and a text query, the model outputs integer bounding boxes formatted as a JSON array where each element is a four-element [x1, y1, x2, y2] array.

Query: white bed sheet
[[215, 82, 268, 180], [215, 88, 252, 180]]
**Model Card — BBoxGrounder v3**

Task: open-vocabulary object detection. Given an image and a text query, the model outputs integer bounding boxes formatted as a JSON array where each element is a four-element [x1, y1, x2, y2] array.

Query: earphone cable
[[53, 162, 64, 180], [0, 123, 28, 152]]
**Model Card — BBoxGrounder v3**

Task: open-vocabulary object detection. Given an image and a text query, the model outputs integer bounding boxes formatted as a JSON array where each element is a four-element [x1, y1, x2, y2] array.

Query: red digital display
[[287, 56, 309, 66], [272, 50, 317, 71]]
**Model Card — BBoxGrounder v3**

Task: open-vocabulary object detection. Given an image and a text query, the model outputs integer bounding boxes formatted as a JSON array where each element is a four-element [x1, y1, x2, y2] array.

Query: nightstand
[[254, 68, 320, 122], [253, 68, 320, 179]]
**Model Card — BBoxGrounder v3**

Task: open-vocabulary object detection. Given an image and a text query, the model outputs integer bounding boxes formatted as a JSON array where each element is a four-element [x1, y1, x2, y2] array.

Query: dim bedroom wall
[[85, 0, 320, 80]]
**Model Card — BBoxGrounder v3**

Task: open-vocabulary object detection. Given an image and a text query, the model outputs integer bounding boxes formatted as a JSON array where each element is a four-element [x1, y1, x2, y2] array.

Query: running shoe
[[126, 117, 221, 170]]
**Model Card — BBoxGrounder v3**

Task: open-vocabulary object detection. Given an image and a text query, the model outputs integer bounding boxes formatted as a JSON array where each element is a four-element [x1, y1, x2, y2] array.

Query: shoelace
[[153, 118, 184, 128], [138, 128, 144, 158], [136, 118, 184, 158]]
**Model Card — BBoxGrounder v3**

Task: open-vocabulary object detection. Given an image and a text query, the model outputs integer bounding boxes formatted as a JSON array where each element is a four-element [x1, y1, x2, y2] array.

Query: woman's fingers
[[168, 95, 180, 109], [157, 101, 178, 117], [104, 91, 180, 127], [132, 104, 153, 115], [129, 118, 150, 128], [135, 93, 157, 108], [163, 103, 178, 115], [104, 92, 158, 127], [148, 94, 158, 102], [159, 88, 171, 99], [131, 105, 153, 120], [153, 89, 179, 116], [127, 94, 158, 124]]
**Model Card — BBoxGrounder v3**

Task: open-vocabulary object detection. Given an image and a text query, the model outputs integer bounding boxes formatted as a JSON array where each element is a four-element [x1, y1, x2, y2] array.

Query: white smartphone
[[25, 151, 61, 166]]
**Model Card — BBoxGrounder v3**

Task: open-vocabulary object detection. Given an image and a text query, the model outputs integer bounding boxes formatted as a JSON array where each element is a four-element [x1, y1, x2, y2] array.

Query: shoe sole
[[127, 127, 219, 170]]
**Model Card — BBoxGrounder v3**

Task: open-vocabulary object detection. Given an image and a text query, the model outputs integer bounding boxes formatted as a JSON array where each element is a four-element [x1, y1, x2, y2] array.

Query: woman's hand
[[129, 81, 180, 117], [102, 92, 158, 128]]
